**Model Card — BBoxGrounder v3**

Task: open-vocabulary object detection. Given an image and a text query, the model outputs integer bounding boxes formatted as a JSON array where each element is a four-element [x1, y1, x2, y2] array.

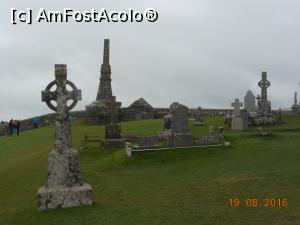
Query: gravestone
[[199, 135, 222, 145], [209, 126, 214, 134], [37, 64, 92, 210], [159, 114, 173, 137], [231, 98, 244, 131], [102, 97, 124, 149], [244, 90, 256, 113], [193, 107, 205, 125], [168, 102, 193, 147], [241, 109, 249, 129]]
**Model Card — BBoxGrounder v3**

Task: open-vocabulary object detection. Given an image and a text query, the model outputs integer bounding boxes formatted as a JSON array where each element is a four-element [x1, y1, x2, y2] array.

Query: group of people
[[8, 119, 20, 136]]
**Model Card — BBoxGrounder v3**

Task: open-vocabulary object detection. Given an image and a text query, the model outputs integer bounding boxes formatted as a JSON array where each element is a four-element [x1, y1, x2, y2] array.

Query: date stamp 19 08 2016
[[228, 198, 288, 208]]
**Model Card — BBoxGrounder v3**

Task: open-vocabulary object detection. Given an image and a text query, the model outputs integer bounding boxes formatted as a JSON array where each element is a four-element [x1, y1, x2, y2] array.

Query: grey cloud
[[1, 0, 300, 121]]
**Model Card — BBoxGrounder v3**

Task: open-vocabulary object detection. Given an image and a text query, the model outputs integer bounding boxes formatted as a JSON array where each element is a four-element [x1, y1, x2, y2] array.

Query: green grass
[[0, 116, 299, 225]]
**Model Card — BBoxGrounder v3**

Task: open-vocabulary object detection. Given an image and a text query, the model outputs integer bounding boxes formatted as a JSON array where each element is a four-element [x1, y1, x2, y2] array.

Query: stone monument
[[86, 39, 121, 124], [168, 102, 193, 147], [244, 90, 256, 113], [292, 92, 300, 113], [37, 64, 92, 210], [159, 113, 173, 137], [193, 107, 205, 125], [255, 72, 274, 124], [231, 98, 244, 131], [102, 96, 124, 149]]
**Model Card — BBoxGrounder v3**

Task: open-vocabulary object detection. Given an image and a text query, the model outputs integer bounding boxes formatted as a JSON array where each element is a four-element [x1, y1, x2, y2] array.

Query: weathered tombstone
[[231, 98, 244, 131], [168, 102, 193, 147], [209, 126, 214, 134], [138, 136, 159, 148], [102, 96, 124, 149], [193, 107, 205, 125], [37, 64, 92, 210], [240, 109, 249, 129], [159, 114, 172, 137], [244, 90, 256, 113], [199, 135, 220, 145]]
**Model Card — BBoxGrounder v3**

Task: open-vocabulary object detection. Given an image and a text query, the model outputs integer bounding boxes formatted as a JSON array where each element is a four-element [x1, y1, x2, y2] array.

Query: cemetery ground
[[0, 115, 299, 225]]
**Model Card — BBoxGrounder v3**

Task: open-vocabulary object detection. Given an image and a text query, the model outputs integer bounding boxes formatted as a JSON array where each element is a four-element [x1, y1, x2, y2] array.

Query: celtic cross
[[258, 72, 270, 101], [41, 64, 81, 151]]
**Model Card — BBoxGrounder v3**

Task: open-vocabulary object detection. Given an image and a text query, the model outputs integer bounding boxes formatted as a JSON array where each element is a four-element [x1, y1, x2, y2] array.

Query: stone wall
[[0, 111, 86, 137]]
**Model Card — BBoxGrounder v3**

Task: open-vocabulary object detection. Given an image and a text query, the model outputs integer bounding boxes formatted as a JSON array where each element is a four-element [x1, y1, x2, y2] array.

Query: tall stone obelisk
[[97, 39, 113, 103], [86, 39, 121, 124]]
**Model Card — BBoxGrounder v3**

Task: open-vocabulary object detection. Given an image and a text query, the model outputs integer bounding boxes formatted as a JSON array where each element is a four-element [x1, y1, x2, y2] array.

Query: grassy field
[[0, 116, 299, 225]]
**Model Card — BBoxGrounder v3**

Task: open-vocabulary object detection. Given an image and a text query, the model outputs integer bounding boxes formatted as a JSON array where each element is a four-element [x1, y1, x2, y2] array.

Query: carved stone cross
[[231, 98, 243, 117], [258, 72, 270, 101], [42, 64, 81, 112], [41, 64, 82, 151], [38, 64, 92, 210]]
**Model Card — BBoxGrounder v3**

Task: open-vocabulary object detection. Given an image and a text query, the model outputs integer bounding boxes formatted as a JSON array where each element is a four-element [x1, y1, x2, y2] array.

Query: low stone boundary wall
[[0, 111, 86, 137]]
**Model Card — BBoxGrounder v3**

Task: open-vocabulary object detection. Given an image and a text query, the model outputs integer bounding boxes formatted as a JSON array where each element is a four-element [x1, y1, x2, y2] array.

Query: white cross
[[231, 98, 243, 117]]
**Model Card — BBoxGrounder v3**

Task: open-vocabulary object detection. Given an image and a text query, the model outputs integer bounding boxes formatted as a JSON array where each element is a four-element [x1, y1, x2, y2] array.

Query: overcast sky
[[1, 0, 300, 121]]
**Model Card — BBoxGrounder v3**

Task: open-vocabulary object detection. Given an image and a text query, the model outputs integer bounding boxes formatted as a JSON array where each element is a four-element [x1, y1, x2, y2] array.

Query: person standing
[[16, 120, 20, 136], [8, 119, 13, 136]]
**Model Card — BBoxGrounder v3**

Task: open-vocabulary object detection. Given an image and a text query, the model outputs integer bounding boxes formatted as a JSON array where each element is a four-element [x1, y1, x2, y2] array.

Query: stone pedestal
[[38, 184, 92, 210], [231, 117, 244, 131], [168, 133, 193, 147], [102, 123, 124, 149], [105, 123, 121, 139], [102, 139, 124, 149], [86, 100, 121, 124], [37, 149, 92, 210]]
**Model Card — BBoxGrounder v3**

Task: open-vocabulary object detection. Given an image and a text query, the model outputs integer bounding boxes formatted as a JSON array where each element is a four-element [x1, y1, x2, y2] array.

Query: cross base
[[102, 139, 124, 149], [37, 184, 92, 210], [231, 117, 244, 131]]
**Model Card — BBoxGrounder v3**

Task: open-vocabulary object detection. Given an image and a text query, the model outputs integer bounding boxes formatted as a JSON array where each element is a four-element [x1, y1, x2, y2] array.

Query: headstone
[[159, 114, 173, 137], [240, 109, 249, 129], [37, 64, 92, 210], [218, 127, 224, 135], [102, 97, 124, 149], [231, 98, 244, 131], [168, 102, 193, 147], [193, 107, 205, 125], [199, 134, 223, 145], [244, 90, 256, 113], [209, 126, 214, 134], [171, 103, 189, 134]]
